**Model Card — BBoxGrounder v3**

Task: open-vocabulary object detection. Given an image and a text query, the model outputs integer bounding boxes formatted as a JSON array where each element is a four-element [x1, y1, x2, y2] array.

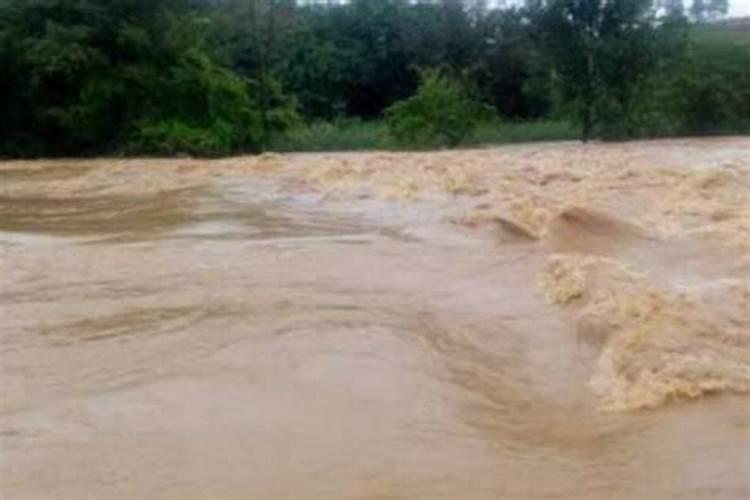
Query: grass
[[466, 120, 579, 146], [271, 118, 578, 153], [271, 119, 392, 152], [692, 24, 750, 48]]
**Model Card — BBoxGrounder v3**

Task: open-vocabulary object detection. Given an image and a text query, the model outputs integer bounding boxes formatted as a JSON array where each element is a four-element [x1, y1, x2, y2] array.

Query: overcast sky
[[494, 1, 750, 17], [732, 0, 750, 16]]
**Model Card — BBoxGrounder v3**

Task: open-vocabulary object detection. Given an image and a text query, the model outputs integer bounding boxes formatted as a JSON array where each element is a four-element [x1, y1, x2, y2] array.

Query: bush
[[130, 120, 238, 157], [385, 70, 495, 148], [130, 44, 299, 156]]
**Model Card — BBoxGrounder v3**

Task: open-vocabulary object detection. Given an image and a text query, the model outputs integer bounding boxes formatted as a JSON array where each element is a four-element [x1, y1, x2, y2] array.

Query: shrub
[[130, 120, 238, 157], [130, 45, 299, 156], [385, 70, 495, 148]]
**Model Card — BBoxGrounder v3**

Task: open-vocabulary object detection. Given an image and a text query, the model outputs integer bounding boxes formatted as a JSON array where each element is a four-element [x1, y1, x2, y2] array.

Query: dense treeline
[[0, 0, 748, 157]]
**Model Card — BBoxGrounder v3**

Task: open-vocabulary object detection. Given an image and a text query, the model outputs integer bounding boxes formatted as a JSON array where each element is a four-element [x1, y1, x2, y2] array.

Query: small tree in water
[[386, 69, 494, 148]]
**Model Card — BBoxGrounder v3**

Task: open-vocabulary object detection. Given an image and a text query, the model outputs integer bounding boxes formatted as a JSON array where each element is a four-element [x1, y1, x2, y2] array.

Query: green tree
[[474, 7, 555, 118], [210, 0, 300, 146], [666, 24, 750, 134], [386, 69, 494, 148], [274, 17, 356, 119], [2, 0, 749, 157], [0, 0, 297, 156], [534, 0, 662, 140]]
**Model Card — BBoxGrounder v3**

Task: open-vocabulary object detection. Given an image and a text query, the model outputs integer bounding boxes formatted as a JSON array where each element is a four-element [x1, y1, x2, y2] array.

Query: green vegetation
[[271, 120, 391, 152], [0, 0, 297, 157], [386, 70, 494, 148], [0, 0, 748, 157], [469, 120, 578, 146], [672, 24, 750, 134], [271, 119, 577, 153], [535, 0, 665, 140]]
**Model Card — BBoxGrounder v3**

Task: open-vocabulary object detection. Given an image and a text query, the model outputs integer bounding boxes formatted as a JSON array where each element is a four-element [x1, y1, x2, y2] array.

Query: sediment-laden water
[[1, 139, 749, 499]]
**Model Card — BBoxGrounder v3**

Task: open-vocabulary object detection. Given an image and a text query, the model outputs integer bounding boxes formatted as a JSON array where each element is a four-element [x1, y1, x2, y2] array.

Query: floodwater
[[1, 139, 749, 499]]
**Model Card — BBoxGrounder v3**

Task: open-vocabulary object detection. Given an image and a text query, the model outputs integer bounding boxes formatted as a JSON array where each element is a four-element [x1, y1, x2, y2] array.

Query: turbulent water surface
[[1, 139, 749, 499]]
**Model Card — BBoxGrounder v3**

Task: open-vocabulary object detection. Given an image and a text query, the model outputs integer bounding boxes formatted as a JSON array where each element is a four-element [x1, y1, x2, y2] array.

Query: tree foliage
[[0, 0, 298, 157], [664, 23, 750, 133], [0, 0, 747, 156], [386, 69, 494, 147], [533, 0, 664, 139]]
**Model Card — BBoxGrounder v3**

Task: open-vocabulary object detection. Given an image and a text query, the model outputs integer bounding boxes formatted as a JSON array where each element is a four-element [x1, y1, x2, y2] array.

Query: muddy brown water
[[1, 139, 749, 499]]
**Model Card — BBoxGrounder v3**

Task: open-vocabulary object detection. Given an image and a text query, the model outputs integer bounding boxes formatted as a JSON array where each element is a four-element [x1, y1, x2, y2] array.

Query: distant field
[[692, 23, 750, 46]]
